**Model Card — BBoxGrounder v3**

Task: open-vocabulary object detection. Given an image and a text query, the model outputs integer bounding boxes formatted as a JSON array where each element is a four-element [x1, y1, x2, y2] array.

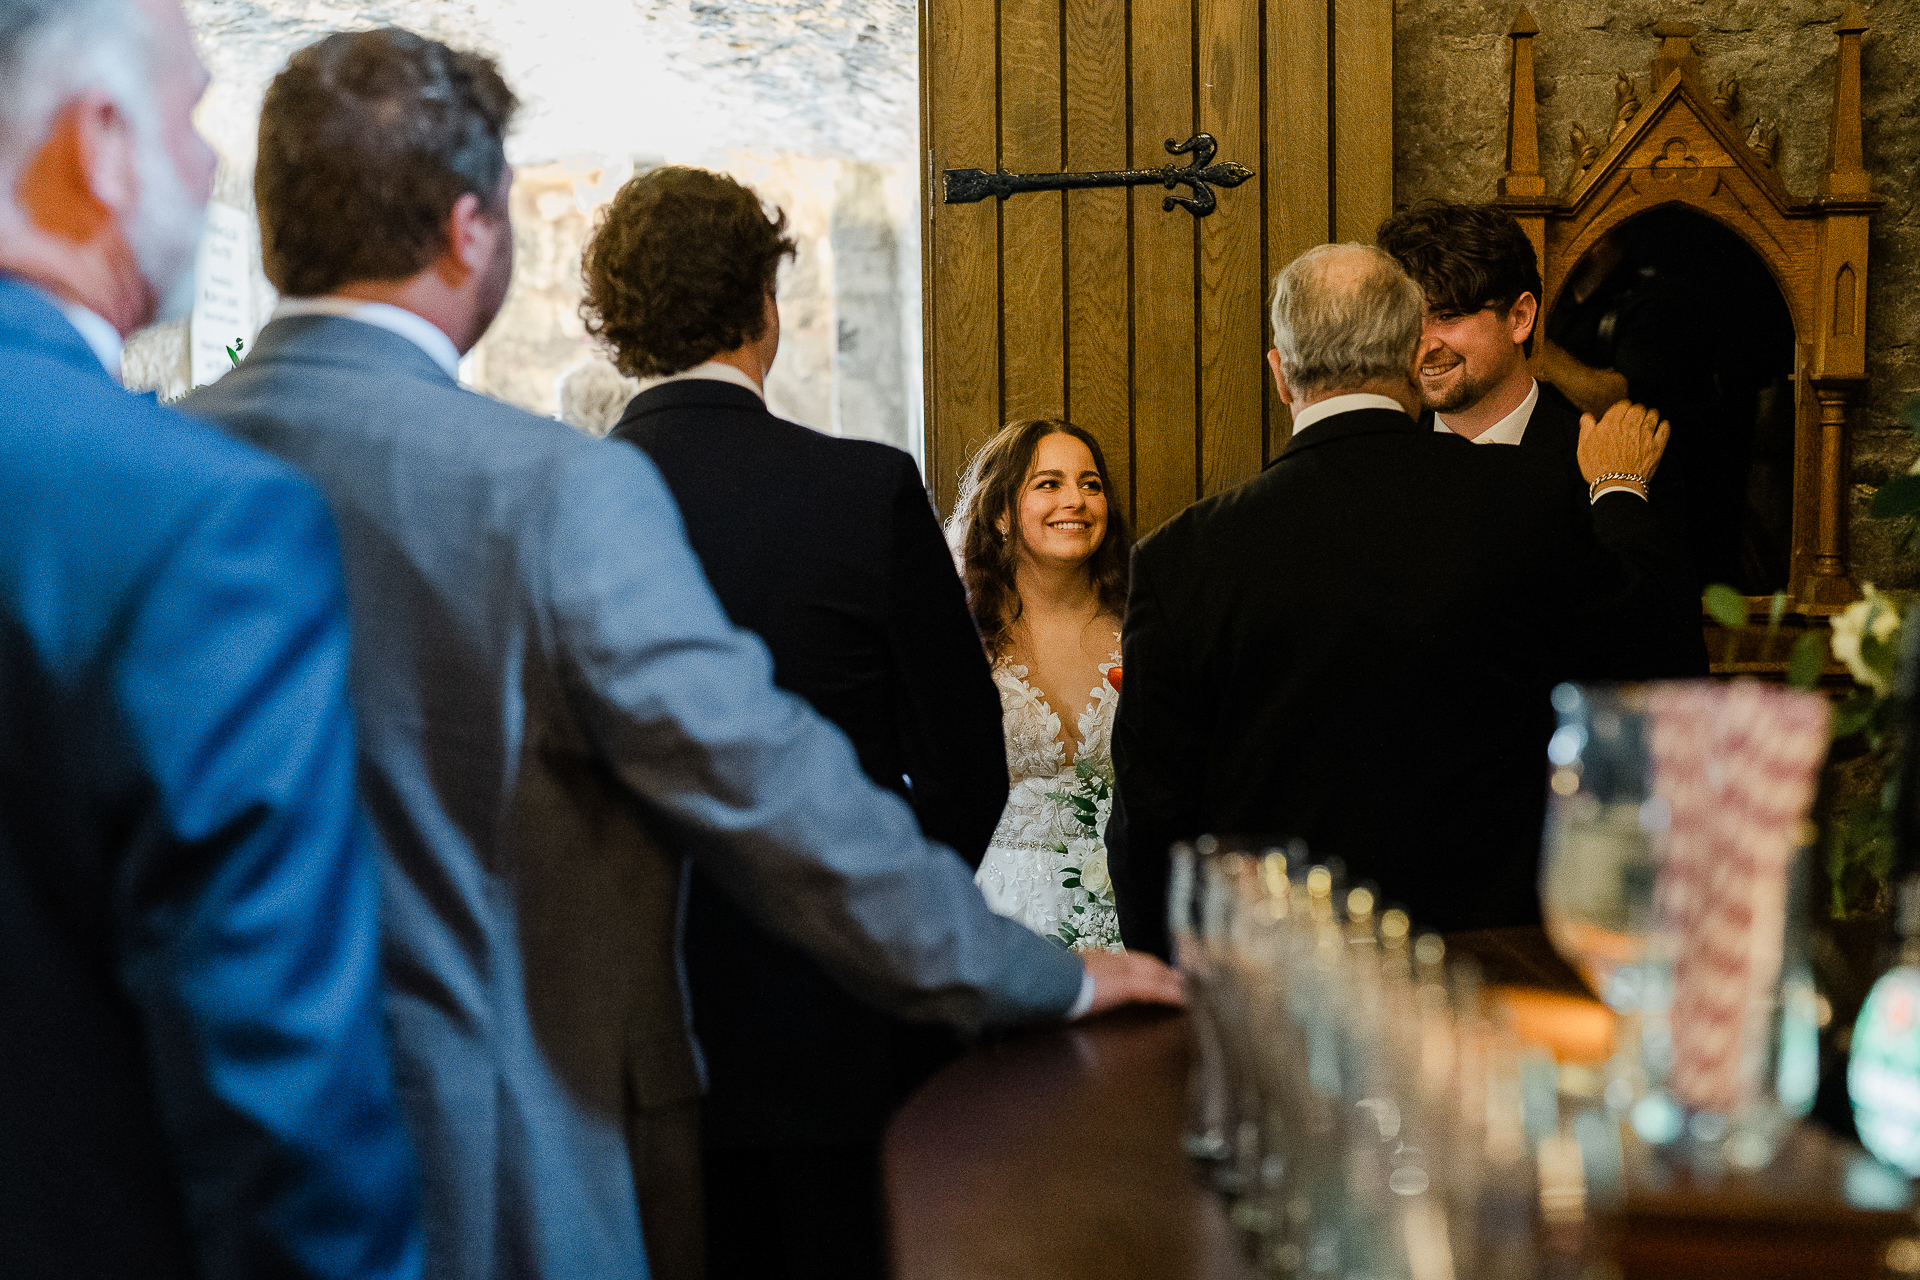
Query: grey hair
[[1269, 242, 1424, 400], [0, 0, 156, 203]]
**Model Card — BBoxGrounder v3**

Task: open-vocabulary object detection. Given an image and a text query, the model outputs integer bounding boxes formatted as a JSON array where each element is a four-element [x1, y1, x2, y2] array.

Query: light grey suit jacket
[[184, 316, 1082, 1280]]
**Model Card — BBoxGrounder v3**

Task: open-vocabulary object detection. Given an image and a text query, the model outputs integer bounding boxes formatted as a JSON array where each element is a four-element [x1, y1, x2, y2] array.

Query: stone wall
[[461, 153, 918, 450], [126, 0, 925, 459], [1394, 0, 1920, 588]]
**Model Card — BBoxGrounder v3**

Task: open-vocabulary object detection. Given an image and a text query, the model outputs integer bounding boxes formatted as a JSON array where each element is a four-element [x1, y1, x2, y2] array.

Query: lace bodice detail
[[990, 645, 1120, 834], [975, 636, 1123, 950]]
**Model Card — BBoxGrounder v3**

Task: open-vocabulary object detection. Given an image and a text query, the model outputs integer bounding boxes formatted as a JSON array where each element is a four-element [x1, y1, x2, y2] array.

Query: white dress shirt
[[1287, 392, 1408, 437], [272, 297, 462, 380], [1434, 378, 1538, 446], [45, 292, 123, 382], [1292, 381, 1640, 503], [636, 359, 766, 401]]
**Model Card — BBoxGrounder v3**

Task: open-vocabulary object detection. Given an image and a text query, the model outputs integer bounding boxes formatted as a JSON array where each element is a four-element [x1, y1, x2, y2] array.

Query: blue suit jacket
[[185, 315, 1083, 1280], [0, 277, 422, 1279]]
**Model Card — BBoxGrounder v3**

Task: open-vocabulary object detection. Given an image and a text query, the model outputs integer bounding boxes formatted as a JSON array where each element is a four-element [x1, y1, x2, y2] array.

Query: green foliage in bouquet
[[1046, 757, 1122, 952], [1702, 584, 1827, 687], [1818, 586, 1908, 917]]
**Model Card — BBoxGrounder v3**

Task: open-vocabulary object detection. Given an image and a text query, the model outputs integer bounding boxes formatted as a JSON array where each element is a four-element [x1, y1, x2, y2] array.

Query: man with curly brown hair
[[589, 166, 1013, 1280]]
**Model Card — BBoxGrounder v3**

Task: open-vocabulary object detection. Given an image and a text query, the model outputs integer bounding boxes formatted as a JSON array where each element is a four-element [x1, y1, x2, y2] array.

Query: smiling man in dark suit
[[1108, 243, 1694, 959], [590, 165, 1012, 1280], [1378, 200, 1706, 678]]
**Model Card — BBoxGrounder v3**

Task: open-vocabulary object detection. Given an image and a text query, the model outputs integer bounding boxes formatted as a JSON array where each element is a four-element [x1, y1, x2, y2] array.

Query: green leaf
[[1833, 689, 1879, 739], [1769, 591, 1788, 629], [1862, 628, 1900, 682], [1703, 584, 1749, 629], [1788, 631, 1826, 690], [1871, 474, 1920, 519]]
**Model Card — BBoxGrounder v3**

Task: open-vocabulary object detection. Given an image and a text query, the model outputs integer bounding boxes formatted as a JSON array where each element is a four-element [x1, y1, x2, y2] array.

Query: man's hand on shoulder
[[1076, 951, 1187, 1018], [1577, 400, 1669, 501]]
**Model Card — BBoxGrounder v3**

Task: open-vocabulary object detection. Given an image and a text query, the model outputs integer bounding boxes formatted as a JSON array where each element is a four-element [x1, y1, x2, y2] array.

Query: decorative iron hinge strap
[[942, 133, 1254, 218]]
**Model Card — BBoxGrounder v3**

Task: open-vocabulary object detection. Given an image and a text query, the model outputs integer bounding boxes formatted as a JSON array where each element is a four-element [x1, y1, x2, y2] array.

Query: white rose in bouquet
[[1073, 838, 1112, 897]]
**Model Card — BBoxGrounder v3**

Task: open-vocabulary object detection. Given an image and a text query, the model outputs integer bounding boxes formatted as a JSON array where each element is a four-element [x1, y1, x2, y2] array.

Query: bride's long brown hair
[[947, 419, 1131, 658]]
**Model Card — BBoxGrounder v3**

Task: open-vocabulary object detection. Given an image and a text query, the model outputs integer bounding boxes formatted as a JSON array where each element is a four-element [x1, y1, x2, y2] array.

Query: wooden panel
[[1064, 0, 1133, 519], [1000, 0, 1066, 422], [1196, 0, 1265, 498], [1128, 0, 1197, 537], [1264, 0, 1329, 458], [923, 0, 1394, 516], [925, 0, 1001, 515], [1331, 0, 1393, 242]]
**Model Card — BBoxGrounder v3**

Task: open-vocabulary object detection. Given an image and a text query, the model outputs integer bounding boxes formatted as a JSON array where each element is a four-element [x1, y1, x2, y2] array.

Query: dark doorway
[[1546, 205, 1797, 595]]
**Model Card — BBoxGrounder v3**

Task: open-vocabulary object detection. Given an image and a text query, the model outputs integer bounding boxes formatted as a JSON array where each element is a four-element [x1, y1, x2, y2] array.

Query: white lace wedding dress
[[975, 636, 1123, 949]]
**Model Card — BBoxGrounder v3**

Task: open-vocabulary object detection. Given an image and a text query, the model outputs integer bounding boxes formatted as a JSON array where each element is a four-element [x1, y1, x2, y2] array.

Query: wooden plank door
[[922, 0, 1394, 536]]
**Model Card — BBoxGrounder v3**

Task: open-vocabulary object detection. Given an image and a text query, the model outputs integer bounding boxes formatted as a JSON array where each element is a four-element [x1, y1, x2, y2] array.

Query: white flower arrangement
[[1830, 582, 1904, 697], [1048, 758, 1123, 953]]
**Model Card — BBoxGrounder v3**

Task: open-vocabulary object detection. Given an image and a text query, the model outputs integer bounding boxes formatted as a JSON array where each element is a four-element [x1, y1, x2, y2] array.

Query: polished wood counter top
[[884, 970, 1917, 1279], [884, 1006, 1257, 1280]]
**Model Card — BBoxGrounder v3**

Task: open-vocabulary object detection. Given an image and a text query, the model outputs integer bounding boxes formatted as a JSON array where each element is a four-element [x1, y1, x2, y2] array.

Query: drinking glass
[[1539, 683, 1660, 1008], [1540, 681, 1819, 1171]]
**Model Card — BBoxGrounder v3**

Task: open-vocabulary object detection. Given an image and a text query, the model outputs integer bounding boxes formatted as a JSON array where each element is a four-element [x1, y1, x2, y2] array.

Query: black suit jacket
[[1107, 407, 1697, 958], [610, 380, 1008, 1147], [1419, 381, 1707, 678]]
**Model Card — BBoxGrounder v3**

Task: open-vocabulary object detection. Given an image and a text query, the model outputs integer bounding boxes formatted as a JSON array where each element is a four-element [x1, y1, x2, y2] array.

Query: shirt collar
[[636, 359, 766, 402], [272, 296, 462, 379], [1288, 392, 1408, 437], [1434, 378, 1538, 445], [47, 295, 123, 382]]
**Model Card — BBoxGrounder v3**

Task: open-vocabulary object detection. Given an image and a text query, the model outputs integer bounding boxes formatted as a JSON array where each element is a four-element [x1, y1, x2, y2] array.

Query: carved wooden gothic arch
[[1496, 6, 1881, 634]]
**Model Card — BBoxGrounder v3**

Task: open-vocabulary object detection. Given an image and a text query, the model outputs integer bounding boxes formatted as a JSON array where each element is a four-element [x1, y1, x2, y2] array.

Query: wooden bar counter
[[885, 1006, 1256, 1279], [885, 993, 1919, 1279]]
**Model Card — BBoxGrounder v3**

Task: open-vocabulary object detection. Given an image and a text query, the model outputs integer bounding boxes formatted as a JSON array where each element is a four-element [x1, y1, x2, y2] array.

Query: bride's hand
[[1077, 951, 1187, 1017]]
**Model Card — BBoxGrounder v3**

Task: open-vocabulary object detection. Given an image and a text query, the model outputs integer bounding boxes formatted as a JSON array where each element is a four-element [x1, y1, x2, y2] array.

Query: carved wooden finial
[[1610, 71, 1641, 139], [1712, 77, 1741, 120], [1570, 120, 1599, 172], [1501, 9, 1545, 198], [1821, 2, 1870, 196], [1650, 19, 1703, 90]]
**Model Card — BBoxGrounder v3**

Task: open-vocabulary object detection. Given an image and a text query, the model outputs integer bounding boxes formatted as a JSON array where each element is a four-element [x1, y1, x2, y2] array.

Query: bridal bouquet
[[1049, 758, 1123, 953]]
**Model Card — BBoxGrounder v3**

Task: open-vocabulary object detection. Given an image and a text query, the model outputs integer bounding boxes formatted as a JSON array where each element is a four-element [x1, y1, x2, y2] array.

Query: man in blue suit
[[187, 28, 1183, 1280], [0, 1, 423, 1277]]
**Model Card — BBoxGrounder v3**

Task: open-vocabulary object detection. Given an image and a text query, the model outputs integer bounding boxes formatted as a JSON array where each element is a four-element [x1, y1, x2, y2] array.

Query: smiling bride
[[948, 420, 1133, 950]]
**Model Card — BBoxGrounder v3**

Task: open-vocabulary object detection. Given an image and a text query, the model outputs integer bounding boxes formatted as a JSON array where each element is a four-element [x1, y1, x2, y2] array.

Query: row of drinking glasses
[[1172, 837, 1593, 1280]]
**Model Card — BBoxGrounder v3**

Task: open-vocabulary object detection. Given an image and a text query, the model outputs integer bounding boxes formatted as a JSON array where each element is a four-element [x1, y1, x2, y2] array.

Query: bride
[[949, 419, 1132, 950]]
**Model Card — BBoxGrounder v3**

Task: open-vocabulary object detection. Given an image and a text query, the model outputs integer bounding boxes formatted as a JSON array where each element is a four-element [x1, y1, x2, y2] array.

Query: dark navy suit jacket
[[1419, 381, 1709, 678], [1108, 407, 1698, 957], [612, 380, 1007, 1149], [0, 277, 422, 1279]]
